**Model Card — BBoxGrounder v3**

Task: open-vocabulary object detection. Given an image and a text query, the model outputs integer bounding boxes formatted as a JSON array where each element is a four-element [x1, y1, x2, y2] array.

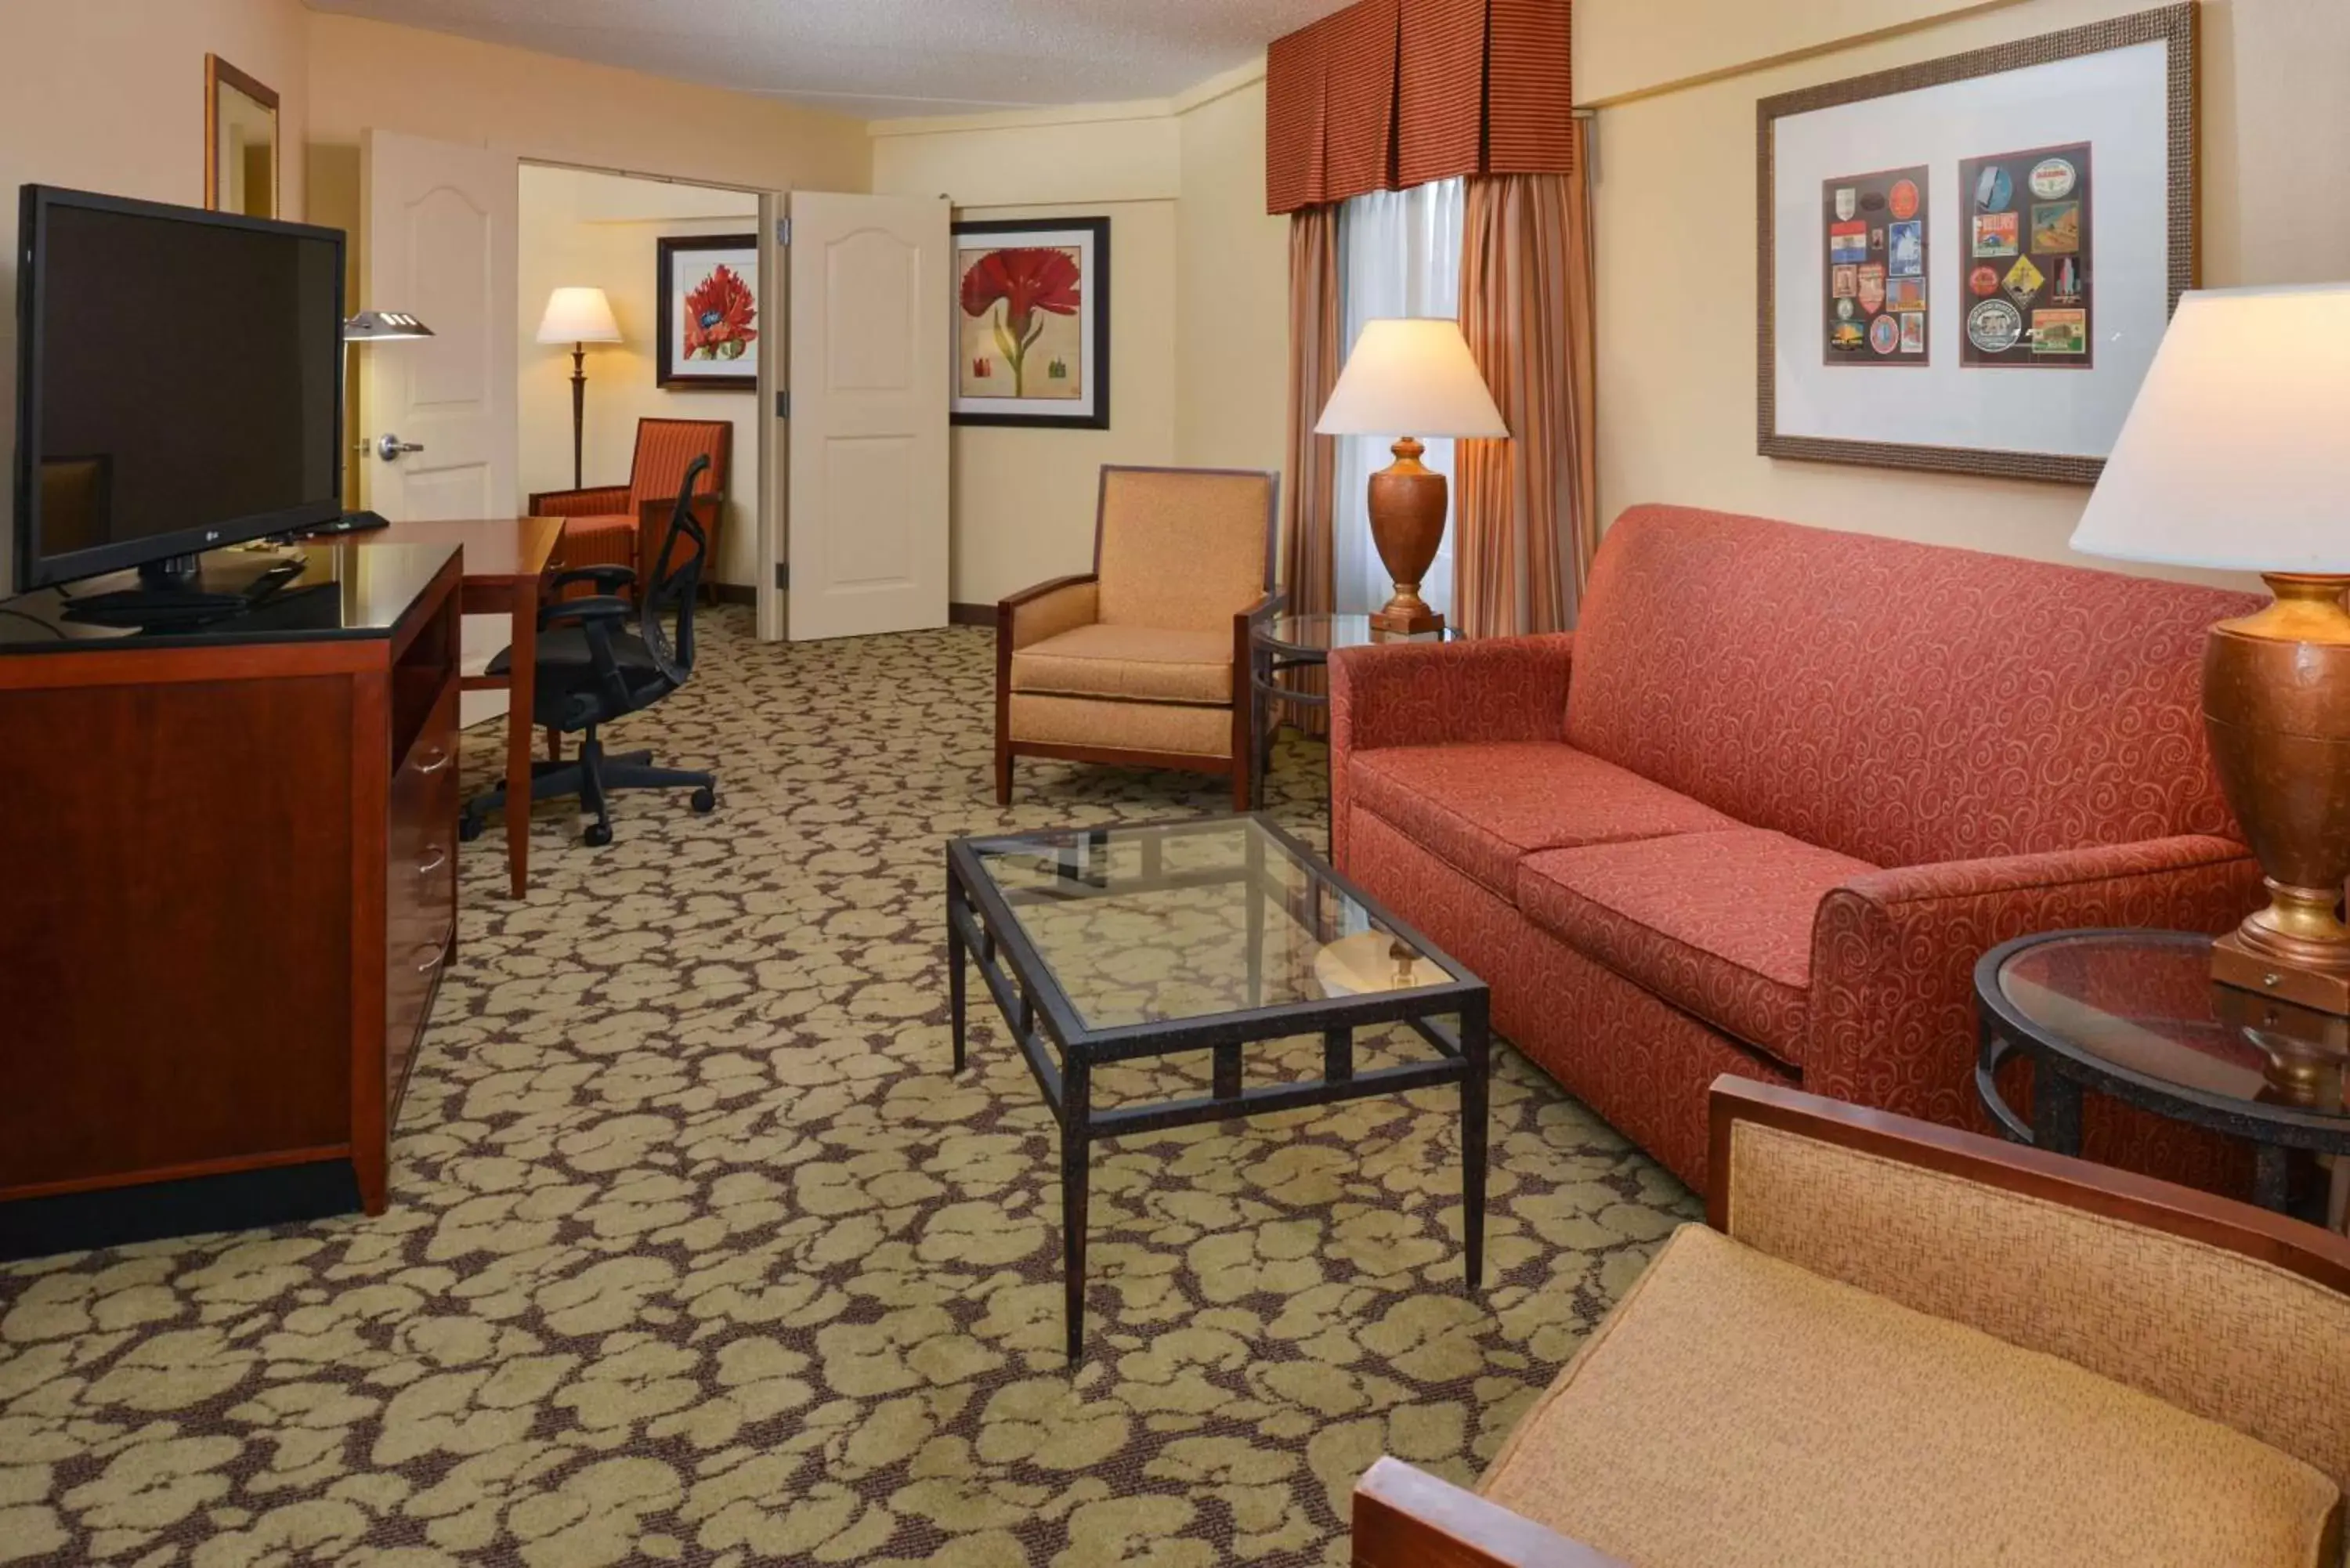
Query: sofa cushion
[[1010, 623, 1233, 705], [1480, 1224, 2342, 1568], [1348, 742, 1738, 901], [1517, 829, 1873, 1064]]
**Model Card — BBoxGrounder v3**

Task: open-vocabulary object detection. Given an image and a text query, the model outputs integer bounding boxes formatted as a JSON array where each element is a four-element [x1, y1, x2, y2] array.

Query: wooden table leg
[[504, 577, 537, 898]]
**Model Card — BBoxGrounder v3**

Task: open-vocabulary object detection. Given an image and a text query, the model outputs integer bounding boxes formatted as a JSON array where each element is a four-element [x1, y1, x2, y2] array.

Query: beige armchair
[[996, 465, 1282, 807], [1355, 1078, 2350, 1568]]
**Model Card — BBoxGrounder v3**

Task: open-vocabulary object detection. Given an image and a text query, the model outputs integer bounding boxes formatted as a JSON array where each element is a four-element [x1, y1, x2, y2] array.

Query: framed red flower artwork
[[952, 217, 1110, 429], [657, 234, 759, 392]]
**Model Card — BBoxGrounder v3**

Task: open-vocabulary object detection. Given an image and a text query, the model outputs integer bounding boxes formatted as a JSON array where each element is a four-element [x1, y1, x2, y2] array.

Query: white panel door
[[361, 129, 517, 522], [786, 191, 949, 641]]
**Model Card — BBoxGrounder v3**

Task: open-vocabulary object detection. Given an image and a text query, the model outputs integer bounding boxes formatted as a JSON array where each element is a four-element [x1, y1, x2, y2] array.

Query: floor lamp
[[537, 287, 624, 491]]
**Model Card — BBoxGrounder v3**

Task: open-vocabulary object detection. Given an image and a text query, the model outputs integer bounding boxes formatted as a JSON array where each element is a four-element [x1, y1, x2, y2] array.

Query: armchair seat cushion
[[1517, 830, 1873, 1064], [1348, 742, 1739, 901], [1480, 1223, 2341, 1568], [554, 514, 637, 563], [1010, 623, 1235, 706]]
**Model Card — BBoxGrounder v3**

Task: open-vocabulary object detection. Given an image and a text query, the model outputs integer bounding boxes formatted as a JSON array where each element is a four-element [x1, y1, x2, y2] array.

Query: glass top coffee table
[[945, 813, 1491, 1358], [1975, 929, 2350, 1222]]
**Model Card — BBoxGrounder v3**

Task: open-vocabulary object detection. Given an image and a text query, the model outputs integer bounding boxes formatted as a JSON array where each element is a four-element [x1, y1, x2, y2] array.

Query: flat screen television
[[13, 184, 345, 591]]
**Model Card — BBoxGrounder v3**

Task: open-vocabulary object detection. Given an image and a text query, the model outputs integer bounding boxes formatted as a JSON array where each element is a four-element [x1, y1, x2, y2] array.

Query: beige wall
[[305, 13, 868, 193], [1576, 0, 2035, 104], [0, 0, 313, 596], [870, 64, 1288, 605], [1581, 0, 2350, 580], [1176, 78, 1292, 482], [945, 198, 1183, 609], [518, 168, 762, 586]]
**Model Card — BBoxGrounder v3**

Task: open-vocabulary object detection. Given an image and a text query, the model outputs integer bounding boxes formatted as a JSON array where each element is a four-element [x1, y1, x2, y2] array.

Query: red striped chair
[[531, 417, 731, 602]]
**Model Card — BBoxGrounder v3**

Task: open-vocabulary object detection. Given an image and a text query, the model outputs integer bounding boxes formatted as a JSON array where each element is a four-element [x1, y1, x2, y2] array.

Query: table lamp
[[537, 286, 624, 490], [1315, 318, 1509, 634], [2070, 281, 2350, 1013]]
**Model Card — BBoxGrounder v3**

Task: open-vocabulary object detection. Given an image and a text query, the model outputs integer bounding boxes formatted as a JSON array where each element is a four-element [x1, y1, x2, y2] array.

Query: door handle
[[374, 433, 427, 461]]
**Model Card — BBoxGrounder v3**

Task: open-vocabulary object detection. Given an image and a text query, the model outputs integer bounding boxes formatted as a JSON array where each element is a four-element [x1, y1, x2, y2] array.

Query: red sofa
[[1329, 505, 2266, 1190]]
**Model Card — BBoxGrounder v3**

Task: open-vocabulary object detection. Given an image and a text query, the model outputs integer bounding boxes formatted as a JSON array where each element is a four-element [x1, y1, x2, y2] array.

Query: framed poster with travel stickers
[[1758, 5, 2196, 484], [1960, 143, 2093, 367], [1822, 167, 1928, 365]]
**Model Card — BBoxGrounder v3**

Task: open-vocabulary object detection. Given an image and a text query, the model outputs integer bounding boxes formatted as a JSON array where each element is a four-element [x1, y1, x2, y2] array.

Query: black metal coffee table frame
[[1975, 928, 2350, 1215], [945, 813, 1491, 1360]]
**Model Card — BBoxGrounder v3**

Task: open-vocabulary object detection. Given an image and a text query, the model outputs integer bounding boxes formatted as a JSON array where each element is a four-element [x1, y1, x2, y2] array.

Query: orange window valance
[[1266, 0, 1574, 215]]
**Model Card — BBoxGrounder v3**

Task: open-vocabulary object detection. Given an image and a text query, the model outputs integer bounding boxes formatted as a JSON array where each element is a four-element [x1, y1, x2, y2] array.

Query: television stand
[[63, 587, 250, 628], [62, 554, 310, 630], [137, 552, 204, 589]]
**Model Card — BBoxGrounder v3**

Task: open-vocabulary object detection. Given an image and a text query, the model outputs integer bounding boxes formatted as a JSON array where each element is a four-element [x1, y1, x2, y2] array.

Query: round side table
[[1974, 928, 2350, 1224], [1247, 613, 1461, 808]]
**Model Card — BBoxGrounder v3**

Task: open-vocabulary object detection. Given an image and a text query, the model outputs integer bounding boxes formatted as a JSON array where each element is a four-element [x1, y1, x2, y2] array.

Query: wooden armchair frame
[[994, 466, 1284, 811], [1352, 1077, 2350, 1566]]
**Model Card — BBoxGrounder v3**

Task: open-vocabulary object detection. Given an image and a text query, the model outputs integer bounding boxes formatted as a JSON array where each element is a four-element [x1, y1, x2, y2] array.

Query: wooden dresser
[[0, 541, 461, 1255]]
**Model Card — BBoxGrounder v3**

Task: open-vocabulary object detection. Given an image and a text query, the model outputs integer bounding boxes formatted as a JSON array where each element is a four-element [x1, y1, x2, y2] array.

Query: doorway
[[516, 164, 765, 604]]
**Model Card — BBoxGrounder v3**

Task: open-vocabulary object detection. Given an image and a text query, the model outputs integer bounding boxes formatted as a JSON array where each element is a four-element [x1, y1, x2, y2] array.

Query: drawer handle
[[417, 844, 449, 877], [412, 746, 453, 775], [415, 924, 454, 974]]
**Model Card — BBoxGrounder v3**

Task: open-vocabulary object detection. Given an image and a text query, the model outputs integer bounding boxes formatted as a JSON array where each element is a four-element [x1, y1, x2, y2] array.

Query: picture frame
[[951, 216, 1111, 430], [204, 55, 279, 221], [656, 234, 760, 392], [1757, 4, 2196, 484]]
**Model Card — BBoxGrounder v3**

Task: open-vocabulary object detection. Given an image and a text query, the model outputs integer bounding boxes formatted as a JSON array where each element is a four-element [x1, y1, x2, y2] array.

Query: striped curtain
[[1280, 205, 1343, 733], [1453, 146, 1598, 636], [1267, 0, 1575, 215]]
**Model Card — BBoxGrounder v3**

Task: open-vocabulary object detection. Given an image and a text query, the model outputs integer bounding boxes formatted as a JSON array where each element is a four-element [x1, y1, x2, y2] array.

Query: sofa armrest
[[1328, 634, 1572, 871], [1329, 634, 1574, 755], [1805, 835, 2261, 1132], [999, 574, 1100, 653], [1352, 1458, 1629, 1568], [530, 484, 630, 518]]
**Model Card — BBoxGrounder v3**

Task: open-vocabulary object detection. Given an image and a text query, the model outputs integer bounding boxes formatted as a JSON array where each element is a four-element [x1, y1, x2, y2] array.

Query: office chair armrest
[[541, 594, 632, 626], [539, 598, 636, 713], [548, 565, 638, 597]]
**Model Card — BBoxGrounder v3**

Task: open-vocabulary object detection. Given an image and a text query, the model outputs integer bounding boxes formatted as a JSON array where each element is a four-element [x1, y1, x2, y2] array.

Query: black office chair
[[461, 455, 719, 849]]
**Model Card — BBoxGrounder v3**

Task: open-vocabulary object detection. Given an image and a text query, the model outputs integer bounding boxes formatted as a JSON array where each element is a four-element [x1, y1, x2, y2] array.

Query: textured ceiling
[[306, 0, 1353, 118]]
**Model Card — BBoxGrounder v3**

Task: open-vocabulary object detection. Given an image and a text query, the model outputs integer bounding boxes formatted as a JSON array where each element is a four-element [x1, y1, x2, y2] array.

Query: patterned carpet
[[0, 609, 1693, 1567]]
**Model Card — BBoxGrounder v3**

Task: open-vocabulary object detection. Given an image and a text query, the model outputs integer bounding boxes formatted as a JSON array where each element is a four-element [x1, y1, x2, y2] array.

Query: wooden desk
[[0, 543, 461, 1249], [355, 518, 564, 898]]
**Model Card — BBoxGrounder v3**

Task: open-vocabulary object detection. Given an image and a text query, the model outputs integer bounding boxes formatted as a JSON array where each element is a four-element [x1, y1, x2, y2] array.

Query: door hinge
[[776, 391, 790, 419], [775, 217, 790, 246], [774, 563, 790, 591]]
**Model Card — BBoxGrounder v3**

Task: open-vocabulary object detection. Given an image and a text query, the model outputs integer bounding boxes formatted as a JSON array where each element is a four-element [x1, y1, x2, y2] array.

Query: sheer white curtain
[[1332, 177, 1466, 617]]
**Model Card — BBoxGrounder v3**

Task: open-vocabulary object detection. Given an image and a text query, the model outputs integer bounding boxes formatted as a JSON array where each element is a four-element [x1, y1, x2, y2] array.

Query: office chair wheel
[[689, 786, 717, 814], [584, 822, 613, 848]]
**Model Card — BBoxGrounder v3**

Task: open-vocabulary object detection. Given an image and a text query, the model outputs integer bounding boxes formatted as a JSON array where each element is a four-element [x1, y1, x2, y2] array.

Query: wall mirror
[[205, 55, 280, 219]]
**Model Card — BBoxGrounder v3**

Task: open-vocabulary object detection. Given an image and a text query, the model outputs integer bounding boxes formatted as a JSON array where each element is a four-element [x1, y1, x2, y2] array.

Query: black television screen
[[14, 186, 344, 588]]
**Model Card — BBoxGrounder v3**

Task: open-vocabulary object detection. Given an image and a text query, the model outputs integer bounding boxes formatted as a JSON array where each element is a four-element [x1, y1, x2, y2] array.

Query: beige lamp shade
[[1315, 317, 1509, 439], [2071, 283, 2350, 573], [536, 286, 622, 345]]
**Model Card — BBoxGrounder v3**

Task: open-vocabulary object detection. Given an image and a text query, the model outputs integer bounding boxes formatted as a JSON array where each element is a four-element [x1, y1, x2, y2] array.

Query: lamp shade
[[2071, 283, 2350, 573], [1315, 318, 1509, 439], [536, 286, 622, 345]]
